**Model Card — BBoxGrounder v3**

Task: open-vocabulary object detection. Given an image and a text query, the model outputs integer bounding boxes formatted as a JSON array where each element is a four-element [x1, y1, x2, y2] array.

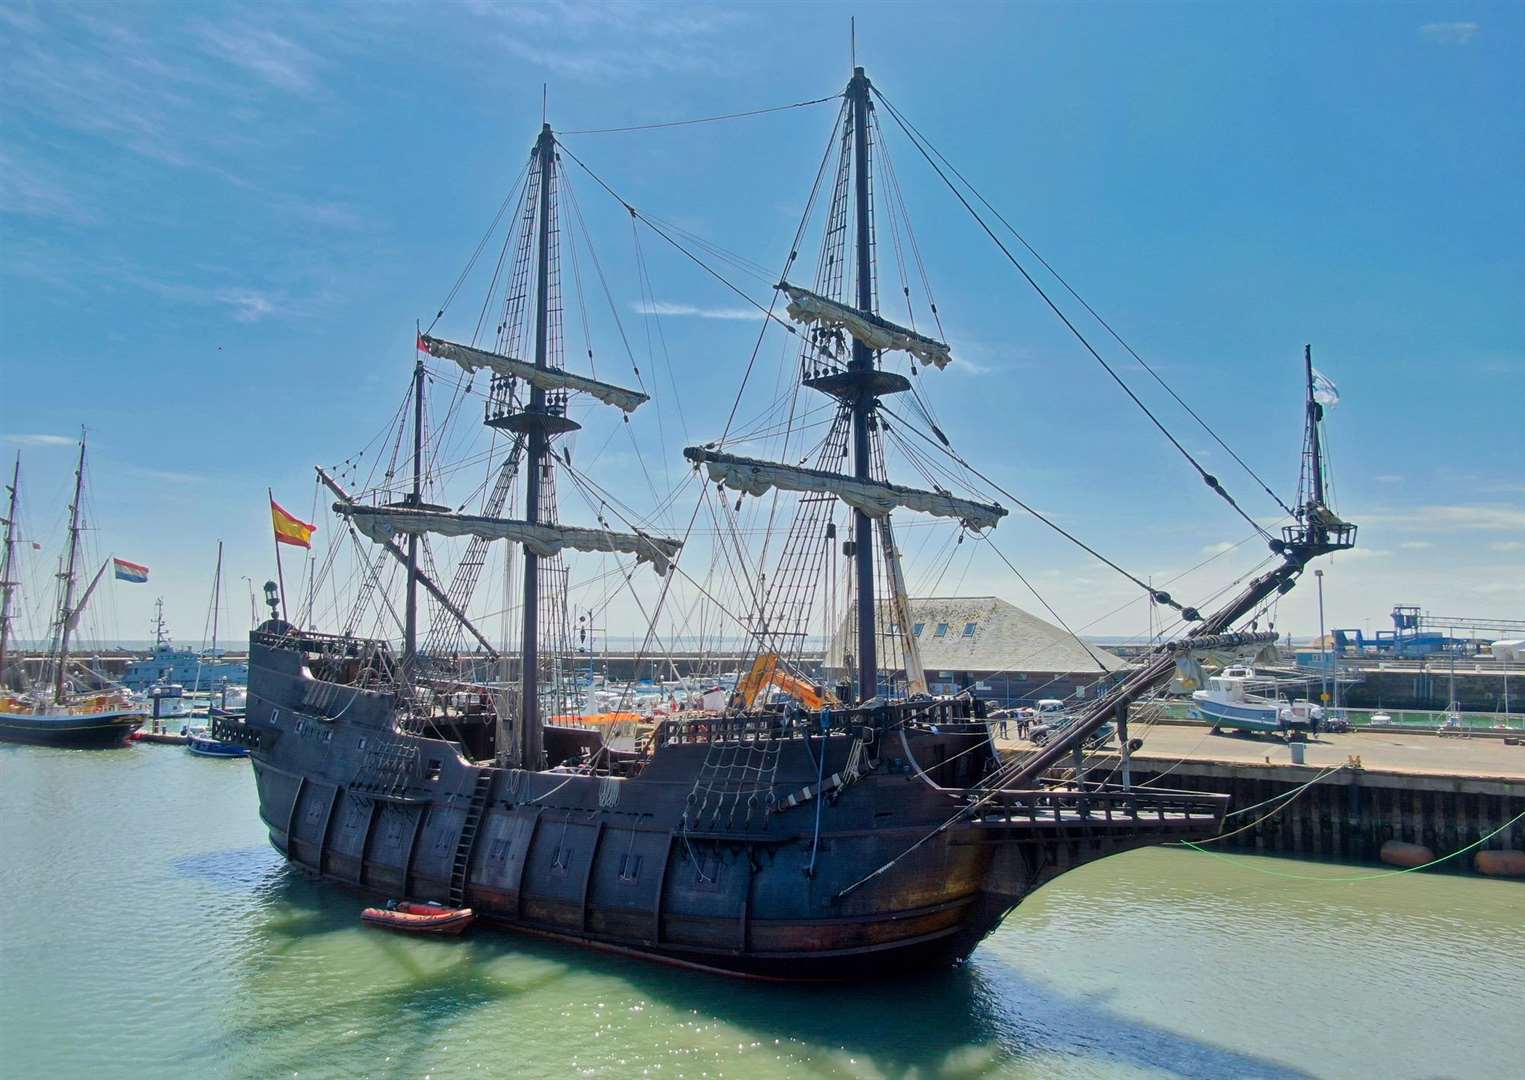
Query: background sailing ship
[[0, 436, 145, 747], [219, 63, 1355, 978]]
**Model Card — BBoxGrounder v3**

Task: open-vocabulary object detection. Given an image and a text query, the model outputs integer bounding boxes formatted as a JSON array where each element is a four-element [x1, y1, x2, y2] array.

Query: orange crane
[[732, 653, 831, 711]]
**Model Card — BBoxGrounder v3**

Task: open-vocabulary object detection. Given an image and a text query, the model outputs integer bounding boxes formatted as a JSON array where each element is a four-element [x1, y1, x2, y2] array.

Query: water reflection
[[211, 850, 1313, 1079]]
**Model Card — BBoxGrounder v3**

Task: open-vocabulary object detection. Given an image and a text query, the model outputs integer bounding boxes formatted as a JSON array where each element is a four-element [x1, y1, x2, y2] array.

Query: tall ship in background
[[0, 437, 143, 748], [222, 64, 1355, 977]]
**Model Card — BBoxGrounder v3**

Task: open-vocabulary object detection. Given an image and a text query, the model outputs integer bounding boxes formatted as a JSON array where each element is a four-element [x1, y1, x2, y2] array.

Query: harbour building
[[828, 595, 1128, 706]]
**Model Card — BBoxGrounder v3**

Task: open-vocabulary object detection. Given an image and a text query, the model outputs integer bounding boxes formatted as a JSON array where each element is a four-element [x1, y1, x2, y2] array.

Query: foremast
[[1006, 351, 1358, 786]]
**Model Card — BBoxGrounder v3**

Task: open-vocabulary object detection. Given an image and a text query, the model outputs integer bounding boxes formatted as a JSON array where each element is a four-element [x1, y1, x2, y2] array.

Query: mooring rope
[[1176, 808, 1525, 882]]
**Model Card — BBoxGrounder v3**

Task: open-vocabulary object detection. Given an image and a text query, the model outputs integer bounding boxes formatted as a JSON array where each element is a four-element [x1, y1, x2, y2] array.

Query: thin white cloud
[[1358, 505, 1525, 533], [631, 301, 758, 321], [0, 148, 97, 224], [1201, 541, 1236, 556], [194, 23, 322, 96], [1399, 540, 1434, 550], [1420, 22, 1480, 45], [217, 288, 279, 323], [3, 433, 75, 447], [474, 1, 744, 82], [1489, 540, 1525, 552]]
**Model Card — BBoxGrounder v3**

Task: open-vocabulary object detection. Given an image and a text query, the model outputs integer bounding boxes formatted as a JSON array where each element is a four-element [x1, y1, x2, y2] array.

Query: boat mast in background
[[0, 454, 19, 688], [51, 434, 87, 703], [211, 541, 222, 657]]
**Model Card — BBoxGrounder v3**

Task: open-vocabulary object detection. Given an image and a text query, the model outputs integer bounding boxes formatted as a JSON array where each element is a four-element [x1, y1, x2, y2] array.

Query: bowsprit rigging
[[222, 58, 1356, 981]]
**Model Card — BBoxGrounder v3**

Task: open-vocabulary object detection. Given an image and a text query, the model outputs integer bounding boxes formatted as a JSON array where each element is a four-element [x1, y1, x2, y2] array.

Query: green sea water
[[2, 744, 1520, 1080]]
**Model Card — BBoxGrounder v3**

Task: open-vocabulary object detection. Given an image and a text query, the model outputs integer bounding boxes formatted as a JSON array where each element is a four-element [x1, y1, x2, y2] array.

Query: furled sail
[[684, 448, 1005, 530], [337, 504, 681, 576], [777, 282, 952, 370], [418, 334, 650, 414]]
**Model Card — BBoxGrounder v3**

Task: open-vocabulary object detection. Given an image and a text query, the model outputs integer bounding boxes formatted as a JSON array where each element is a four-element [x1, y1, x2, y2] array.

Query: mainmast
[[847, 66, 878, 702], [519, 122, 556, 768], [54, 434, 87, 703], [507, 121, 558, 770], [0, 454, 19, 689]]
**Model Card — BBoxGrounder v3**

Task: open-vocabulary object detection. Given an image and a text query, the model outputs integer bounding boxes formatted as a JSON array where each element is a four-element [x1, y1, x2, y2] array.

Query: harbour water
[[3, 746, 1519, 1080]]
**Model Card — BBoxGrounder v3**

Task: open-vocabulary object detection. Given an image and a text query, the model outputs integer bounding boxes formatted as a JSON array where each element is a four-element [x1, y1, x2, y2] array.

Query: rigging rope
[[1178, 808, 1525, 882], [870, 87, 1273, 540], [872, 91, 1294, 518], [559, 94, 840, 135]]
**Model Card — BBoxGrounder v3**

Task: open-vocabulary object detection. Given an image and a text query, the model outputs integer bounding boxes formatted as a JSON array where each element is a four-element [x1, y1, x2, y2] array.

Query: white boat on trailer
[[1191, 665, 1325, 737]]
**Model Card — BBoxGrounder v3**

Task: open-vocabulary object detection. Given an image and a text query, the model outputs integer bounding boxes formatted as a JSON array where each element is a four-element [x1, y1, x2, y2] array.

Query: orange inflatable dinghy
[[361, 901, 475, 935]]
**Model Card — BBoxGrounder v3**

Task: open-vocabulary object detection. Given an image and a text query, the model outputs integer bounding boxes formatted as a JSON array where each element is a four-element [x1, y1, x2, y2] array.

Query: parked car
[[1029, 699, 1115, 749]]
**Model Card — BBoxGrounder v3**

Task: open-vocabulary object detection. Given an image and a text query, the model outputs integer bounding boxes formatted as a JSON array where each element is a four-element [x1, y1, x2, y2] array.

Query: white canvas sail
[[337, 505, 681, 576], [777, 282, 952, 370], [418, 334, 650, 414], [684, 448, 1005, 530]]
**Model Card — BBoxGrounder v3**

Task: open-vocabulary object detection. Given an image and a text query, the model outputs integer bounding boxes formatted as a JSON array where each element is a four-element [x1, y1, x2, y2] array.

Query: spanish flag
[[270, 496, 317, 549]]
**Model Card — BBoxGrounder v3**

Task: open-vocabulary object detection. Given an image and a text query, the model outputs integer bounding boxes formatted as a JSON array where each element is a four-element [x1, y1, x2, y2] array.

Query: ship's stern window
[[618, 853, 642, 882], [912, 622, 925, 637], [934, 623, 949, 638], [962, 622, 977, 638]]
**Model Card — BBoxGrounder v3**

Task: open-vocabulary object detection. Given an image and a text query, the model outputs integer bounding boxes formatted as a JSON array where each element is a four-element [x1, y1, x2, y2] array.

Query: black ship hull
[[225, 627, 1227, 980], [0, 710, 141, 749]]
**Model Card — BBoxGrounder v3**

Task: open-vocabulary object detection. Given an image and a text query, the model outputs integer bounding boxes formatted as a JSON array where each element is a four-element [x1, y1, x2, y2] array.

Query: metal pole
[[1316, 569, 1328, 708], [848, 66, 877, 704], [520, 122, 555, 769], [270, 491, 289, 625]]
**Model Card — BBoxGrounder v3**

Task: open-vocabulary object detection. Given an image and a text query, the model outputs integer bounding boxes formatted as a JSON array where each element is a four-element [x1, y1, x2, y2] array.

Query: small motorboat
[[185, 727, 250, 757], [360, 900, 475, 936]]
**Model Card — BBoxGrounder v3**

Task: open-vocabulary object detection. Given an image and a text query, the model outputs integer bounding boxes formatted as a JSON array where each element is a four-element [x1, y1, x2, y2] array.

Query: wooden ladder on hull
[[448, 769, 492, 906]]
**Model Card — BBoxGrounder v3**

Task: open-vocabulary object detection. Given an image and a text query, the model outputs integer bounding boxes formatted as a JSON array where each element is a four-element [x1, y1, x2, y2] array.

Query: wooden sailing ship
[[222, 66, 1355, 978], [0, 436, 143, 748]]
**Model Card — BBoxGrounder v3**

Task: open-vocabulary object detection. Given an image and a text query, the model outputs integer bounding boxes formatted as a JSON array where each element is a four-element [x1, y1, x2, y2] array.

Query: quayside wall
[[1122, 758, 1524, 870]]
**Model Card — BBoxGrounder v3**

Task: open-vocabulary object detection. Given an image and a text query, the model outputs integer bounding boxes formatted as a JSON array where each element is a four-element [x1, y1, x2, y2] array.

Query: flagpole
[[269, 488, 288, 623]]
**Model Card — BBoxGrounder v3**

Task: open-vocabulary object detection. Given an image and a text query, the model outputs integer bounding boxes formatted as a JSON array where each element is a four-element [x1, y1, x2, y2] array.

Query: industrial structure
[[1331, 605, 1525, 660]]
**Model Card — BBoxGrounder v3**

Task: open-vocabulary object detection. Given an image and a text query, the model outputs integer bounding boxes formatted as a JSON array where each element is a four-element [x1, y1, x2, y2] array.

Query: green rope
[[1221, 761, 1348, 818], [1176, 808, 1525, 882]]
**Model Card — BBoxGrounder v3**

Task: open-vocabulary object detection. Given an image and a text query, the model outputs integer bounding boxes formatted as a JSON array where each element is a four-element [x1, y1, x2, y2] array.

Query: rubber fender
[[1379, 840, 1435, 868], [1474, 849, 1525, 877]]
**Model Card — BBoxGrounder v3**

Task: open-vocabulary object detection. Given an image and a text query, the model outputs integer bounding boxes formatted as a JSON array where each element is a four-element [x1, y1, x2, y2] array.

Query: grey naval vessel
[[220, 66, 1355, 979]]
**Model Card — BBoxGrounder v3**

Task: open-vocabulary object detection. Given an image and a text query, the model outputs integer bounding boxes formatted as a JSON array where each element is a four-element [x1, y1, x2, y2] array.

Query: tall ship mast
[[223, 65, 1355, 978], [1, 433, 144, 748]]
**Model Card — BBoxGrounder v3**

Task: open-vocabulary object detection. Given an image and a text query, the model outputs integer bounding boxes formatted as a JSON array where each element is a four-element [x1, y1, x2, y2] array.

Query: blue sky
[[2, 1, 1521, 650]]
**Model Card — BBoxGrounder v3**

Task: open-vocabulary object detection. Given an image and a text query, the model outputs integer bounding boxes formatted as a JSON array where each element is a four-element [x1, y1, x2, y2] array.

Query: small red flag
[[417, 333, 430, 354]]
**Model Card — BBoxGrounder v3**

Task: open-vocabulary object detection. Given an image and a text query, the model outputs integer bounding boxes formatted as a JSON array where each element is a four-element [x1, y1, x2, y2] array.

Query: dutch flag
[[112, 558, 149, 584]]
